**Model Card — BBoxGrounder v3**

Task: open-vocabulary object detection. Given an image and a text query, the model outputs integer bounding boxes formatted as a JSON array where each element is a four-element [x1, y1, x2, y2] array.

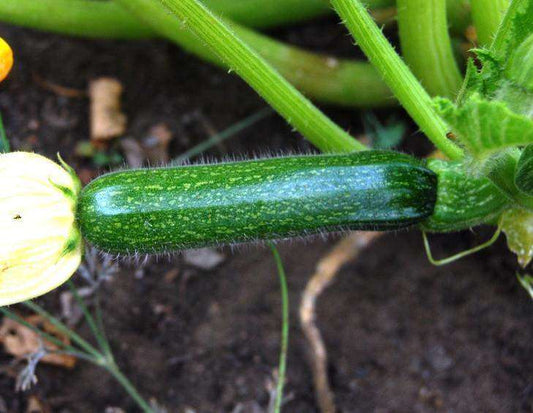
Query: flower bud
[[0, 152, 83, 306]]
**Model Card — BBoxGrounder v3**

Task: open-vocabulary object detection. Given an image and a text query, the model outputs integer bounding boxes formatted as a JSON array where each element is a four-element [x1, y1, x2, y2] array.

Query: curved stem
[[471, 0, 509, 46], [423, 223, 502, 265], [116, 0, 366, 153], [331, 0, 464, 160], [397, 0, 463, 98]]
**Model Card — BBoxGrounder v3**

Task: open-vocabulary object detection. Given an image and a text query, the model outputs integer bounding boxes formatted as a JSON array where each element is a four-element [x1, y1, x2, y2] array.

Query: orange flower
[[0, 37, 13, 82]]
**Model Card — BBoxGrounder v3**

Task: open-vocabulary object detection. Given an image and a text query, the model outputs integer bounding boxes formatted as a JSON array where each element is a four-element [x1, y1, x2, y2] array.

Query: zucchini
[[77, 151, 437, 254]]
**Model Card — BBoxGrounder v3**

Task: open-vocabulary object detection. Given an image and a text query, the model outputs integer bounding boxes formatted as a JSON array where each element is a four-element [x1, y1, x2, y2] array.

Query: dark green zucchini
[[77, 151, 437, 254]]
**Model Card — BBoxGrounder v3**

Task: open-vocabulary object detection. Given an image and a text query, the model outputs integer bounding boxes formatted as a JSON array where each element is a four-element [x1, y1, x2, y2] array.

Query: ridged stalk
[[397, 0, 463, 98], [471, 0, 509, 46]]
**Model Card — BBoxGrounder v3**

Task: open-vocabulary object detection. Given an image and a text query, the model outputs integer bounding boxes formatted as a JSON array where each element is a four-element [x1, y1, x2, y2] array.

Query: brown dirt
[[0, 19, 531, 413]]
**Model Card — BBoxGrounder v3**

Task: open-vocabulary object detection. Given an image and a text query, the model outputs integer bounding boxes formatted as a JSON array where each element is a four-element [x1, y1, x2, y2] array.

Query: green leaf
[[501, 207, 533, 267], [516, 145, 533, 195], [435, 94, 533, 163], [505, 33, 533, 92], [491, 0, 533, 61]]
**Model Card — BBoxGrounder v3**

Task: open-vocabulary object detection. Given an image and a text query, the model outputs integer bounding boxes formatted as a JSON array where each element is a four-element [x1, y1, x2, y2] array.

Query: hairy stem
[[397, 0, 463, 98], [471, 0, 509, 46], [331, 0, 464, 160], [115, 0, 366, 152]]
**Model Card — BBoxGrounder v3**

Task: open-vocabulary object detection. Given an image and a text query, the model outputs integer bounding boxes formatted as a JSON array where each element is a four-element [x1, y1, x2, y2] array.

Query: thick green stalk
[[0, 0, 329, 34], [115, 0, 366, 153], [397, 0, 463, 98], [0, 0, 393, 108], [471, 0, 509, 46], [447, 0, 473, 34], [331, 0, 464, 160], [0, 0, 394, 38]]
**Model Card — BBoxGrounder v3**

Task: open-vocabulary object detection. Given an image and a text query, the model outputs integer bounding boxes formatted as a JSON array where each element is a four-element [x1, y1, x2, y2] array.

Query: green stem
[[1, 304, 152, 412], [331, 0, 464, 160], [67, 281, 113, 360], [0, 307, 84, 355], [397, 0, 463, 98], [22, 301, 102, 360], [0, 0, 393, 109], [0, 0, 327, 35], [116, 0, 366, 153], [269, 243, 289, 413], [447, 0, 474, 34], [204, 0, 331, 28], [471, 0, 509, 46], [104, 362, 154, 413]]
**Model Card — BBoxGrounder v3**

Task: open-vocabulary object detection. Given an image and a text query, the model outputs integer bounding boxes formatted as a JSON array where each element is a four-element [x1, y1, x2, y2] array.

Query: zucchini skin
[[77, 151, 437, 254]]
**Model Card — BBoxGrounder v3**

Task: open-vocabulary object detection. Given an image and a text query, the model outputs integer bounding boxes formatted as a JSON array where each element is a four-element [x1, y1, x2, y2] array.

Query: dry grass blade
[[299, 231, 382, 413]]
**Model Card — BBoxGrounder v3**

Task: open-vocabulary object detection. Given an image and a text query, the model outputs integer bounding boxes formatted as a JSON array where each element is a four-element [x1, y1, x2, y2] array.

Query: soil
[[0, 16, 531, 413]]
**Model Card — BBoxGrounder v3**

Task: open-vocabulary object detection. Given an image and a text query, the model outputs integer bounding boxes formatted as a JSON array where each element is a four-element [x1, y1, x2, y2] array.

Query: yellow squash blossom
[[0, 152, 83, 306], [0, 37, 13, 82]]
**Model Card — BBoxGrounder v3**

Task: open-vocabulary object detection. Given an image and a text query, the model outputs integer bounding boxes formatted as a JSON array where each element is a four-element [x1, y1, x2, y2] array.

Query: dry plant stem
[[397, 0, 463, 98], [116, 0, 365, 153], [300, 232, 382, 413], [471, 0, 509, 46], [331, 0, 465, 160]]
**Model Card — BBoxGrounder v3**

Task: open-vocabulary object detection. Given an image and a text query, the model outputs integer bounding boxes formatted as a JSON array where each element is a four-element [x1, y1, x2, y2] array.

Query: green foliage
[[516, 145, 533, 195], [435, 94, 533, 165], [491, 0, 533, 60]]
